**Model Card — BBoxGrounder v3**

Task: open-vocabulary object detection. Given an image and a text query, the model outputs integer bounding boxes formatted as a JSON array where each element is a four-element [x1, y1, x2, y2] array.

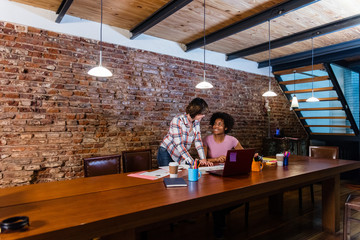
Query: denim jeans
[[157, 147, 174, 166]]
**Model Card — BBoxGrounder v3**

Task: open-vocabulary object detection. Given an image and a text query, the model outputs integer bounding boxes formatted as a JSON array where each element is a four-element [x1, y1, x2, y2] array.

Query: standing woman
[[203, 112, 243, 163], [157, 98, 211, 166]]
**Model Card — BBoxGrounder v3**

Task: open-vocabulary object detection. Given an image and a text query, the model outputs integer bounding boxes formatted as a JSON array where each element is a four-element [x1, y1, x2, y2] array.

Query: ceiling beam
[[258, 39, 360, 70], [227, 14, 360, 61], [185, 0, 316, 52], [130, 0, 193, 40], [55, 0, 74, 23], [335, 60, 360, 73]]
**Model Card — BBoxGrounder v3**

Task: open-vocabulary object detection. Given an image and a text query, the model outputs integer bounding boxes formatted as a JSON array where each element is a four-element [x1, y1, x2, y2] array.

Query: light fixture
[[306, 37, 319, 102], [262, 20, 277, 97], [88, 0, 112, 78], [291, 71, 299, 108], [196, 0, 213, 89]]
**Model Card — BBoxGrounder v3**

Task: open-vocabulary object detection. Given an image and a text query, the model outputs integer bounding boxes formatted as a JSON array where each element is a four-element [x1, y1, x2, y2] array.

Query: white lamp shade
[[262, 90, 277, 97], [196, 81, 213, 89], [291, 95, 299, 108], [88, 65, 113, 77], [306, 96, 320, 102]]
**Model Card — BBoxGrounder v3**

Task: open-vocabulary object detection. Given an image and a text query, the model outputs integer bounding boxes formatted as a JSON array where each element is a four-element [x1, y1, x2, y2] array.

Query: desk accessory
[[284, 151, 290, 166], [252, 155, 263, 172], [163, 177, 187, 188], [188, 168, 201, 181], [0, 216, 29, 233]]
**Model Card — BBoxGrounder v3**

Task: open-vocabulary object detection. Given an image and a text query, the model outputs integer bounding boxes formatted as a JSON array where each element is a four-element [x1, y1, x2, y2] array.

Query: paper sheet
[[199, 165, 224, 174], [127, 169, 169, 180]]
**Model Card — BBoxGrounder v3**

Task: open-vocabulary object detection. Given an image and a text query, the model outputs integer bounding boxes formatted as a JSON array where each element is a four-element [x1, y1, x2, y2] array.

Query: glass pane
[[330, 64, 359, 129]]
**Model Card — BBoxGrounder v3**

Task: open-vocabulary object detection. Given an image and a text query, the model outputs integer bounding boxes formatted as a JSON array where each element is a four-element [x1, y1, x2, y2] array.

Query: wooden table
[[0, 156, 359, 240]]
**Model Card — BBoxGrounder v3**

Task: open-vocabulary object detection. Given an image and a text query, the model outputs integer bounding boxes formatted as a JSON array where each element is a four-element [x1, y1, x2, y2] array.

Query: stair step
[[279, 76, 329, 85], [291, 97, 338, 102], [300, 116, 346, 119], [304, 125, 351, 128], [273, 64, 325, 75], [310, 133, 355, 136], [285, 87, 334, 94], [294, 107, 343, 111]]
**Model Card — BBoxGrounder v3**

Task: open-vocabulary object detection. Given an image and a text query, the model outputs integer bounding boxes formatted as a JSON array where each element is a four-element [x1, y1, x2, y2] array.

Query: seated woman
[[203, 112, 248, 239], [203, 112, 243, 163]]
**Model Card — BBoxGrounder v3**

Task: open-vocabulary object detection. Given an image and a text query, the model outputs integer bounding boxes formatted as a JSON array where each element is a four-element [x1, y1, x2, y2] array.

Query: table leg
[[268, 192, 283, 215], [322, 175, 340, 233], [101, 228, 136, 240]]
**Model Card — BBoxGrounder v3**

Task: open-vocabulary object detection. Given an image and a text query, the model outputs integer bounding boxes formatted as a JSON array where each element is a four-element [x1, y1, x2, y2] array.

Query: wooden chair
[[344, 194, 360, 240], [298, 146, 339, 209], [83, 155, 121, 177], [122, 149, 152, 173]]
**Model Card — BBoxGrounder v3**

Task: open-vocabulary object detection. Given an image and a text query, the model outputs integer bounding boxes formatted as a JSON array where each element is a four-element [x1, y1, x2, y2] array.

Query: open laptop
[[208, 148, 255, 177]]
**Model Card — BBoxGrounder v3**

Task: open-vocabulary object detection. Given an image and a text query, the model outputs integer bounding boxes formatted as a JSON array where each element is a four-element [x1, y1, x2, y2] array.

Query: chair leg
[[344, 194, 353, 240], [344, 204, 350, 240], [310, 184, 315, 205], [298, 188, 303, 209], [245, 202, 249, 228]]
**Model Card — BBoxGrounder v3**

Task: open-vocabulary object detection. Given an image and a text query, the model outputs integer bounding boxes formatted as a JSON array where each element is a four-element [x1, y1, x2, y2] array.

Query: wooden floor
[[142, 180, 360, 240]]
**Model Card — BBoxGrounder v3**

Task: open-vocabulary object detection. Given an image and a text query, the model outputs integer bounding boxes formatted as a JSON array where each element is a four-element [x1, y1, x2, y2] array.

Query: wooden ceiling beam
[[130, 0, 193, 40], [258, 38, 360, 70], [185, 0, 316, 52], [227, 14, 360, 61], [55, 0, 74, 23]]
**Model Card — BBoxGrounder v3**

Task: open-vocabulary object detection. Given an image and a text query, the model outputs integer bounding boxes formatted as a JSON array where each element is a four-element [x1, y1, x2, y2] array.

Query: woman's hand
[[199, 159, 213, 166], [216, 156, 226, 163]]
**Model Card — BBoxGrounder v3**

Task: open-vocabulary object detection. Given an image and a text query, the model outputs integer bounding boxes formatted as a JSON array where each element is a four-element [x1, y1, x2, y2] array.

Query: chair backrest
[[122, 149, 152, 173], [309, 146, 339, 159], [83, 155, 121, 177]]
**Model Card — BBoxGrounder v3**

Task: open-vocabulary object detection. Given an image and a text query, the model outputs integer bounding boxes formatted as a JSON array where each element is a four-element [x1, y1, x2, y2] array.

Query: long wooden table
[[0, 156, 359, 239]]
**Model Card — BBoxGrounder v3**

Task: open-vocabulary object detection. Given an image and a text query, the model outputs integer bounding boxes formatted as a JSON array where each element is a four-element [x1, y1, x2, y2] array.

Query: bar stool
[[344, 194, 360, 240]]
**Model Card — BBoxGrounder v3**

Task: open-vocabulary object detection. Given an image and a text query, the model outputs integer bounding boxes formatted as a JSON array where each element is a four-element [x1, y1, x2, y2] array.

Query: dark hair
[[209, 112, 234, 134], [186, 98, 209, 118]]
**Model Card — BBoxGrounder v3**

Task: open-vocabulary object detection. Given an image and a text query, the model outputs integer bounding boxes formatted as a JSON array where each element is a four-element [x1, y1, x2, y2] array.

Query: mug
[[188, 168, 201, 182], [251, 160, 263, 172], [276, 153, 284, 162]]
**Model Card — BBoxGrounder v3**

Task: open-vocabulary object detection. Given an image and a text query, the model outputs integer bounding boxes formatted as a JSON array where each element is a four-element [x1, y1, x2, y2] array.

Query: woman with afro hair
[[203, 112, 243, 163]]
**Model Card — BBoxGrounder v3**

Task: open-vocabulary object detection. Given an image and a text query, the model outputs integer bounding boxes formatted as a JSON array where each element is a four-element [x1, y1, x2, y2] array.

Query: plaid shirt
[[160, 114, 205, 164]]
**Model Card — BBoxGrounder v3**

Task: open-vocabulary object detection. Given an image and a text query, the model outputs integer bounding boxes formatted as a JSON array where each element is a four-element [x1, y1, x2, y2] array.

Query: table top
[[0, 156, 359, 240]]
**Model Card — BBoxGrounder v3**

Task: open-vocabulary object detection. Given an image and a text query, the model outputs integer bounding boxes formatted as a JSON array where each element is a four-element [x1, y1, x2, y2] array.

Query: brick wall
[[0, 21, 307, 187]]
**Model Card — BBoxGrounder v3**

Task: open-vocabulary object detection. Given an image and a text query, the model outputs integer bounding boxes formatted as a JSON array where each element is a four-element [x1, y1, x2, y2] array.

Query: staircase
[[274, 63, 359, 136]]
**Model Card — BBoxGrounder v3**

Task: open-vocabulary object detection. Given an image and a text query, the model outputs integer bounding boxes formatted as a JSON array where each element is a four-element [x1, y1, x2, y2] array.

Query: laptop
[[208, 148, 255, 177]]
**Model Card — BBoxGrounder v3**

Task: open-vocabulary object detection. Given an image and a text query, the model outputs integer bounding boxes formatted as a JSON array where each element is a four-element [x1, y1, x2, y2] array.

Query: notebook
[[163, 178, 187, 188], [208, 148, 255, 177]]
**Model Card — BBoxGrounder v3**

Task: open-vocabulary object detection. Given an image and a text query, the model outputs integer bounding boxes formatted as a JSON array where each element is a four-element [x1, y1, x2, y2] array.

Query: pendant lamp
[[291, 71, 299, 108], [88, 0, 112, 78], [306, 37, 319, 102], [196, 0, 213, 89], [262, 20, 277, 97]]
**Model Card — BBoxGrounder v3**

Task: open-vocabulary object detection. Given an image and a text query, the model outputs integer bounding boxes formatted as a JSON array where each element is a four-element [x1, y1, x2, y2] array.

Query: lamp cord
[[311, 37, 314, 95], [203, 0, 206, 75], [268, 20, 271, 89], [99, 0, 103, 65], [293, 71, 296, 93]]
